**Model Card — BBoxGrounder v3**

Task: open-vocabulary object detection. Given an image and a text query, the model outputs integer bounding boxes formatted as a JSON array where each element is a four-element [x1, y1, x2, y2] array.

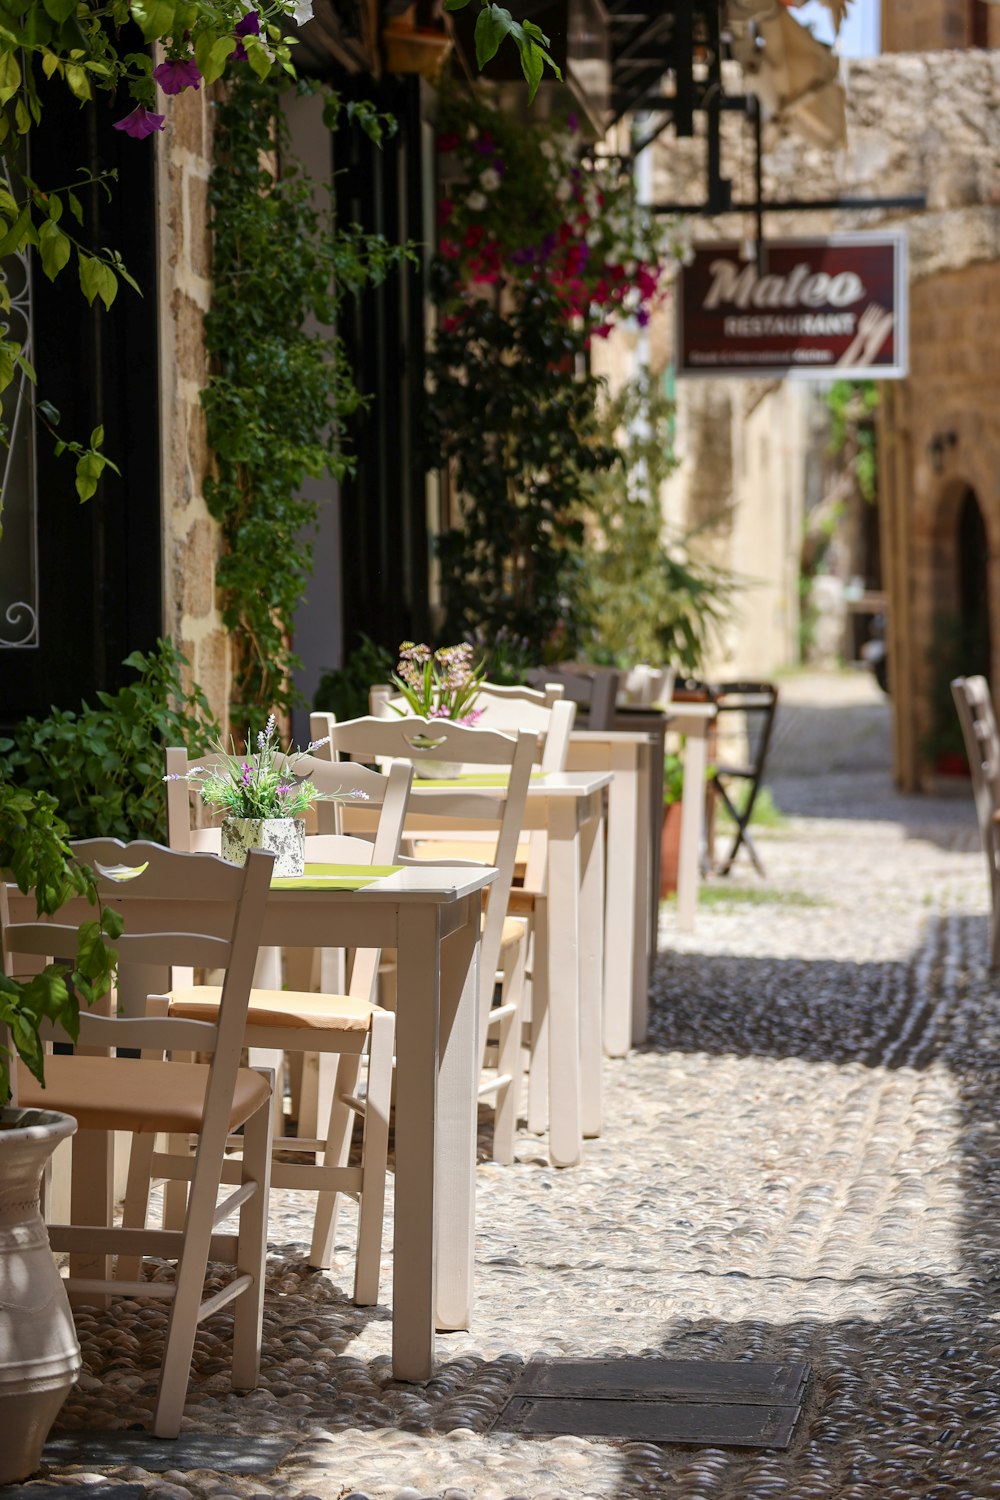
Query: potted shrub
[[660, 750, 684, 898], [0, 782, 119, 1481]]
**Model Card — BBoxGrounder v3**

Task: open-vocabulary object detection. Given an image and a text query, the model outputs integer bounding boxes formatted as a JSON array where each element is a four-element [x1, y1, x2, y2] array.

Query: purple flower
[[230, 9, 260, 59], [276, 782, 294, 796], [241, 763, 252, 785], [350, 788, 371, 801], [153, 57, 202, 94], [112, 105, 166, 139], [567, 113, 579, 133]]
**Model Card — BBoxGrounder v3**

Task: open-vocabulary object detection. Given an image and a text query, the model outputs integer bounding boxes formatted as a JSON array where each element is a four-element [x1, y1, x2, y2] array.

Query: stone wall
[[882, 0, 1000, 52], [156, 82, 231, 729], [646, 47, 1000, 770]]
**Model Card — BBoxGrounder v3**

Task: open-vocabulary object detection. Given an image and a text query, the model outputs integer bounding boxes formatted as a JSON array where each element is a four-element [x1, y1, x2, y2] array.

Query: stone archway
[[924, 480, 992, 771]]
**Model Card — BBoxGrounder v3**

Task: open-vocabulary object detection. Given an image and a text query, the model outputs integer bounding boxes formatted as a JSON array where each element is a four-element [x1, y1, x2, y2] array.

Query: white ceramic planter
[[416, 760, 463, 780], [221, 816, 305, 877], [0, 1106, 81, 1484]]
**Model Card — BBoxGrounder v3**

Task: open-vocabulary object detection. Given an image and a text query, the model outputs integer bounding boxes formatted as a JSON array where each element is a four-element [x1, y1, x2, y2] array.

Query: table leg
[[391, 904, 441, 1381], [579, 797, 604, 1139], [602, 746, 639, 1059], [433, 901, 479, 1332], [677, 726, 709, 933], [546, 803, 583, 1168]]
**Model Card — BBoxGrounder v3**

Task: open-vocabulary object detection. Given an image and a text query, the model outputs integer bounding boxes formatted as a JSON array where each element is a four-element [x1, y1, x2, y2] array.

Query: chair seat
[[18, 1056, 270, 1135], [500, 915, 527, 951], [169, 986, 379, 1033]]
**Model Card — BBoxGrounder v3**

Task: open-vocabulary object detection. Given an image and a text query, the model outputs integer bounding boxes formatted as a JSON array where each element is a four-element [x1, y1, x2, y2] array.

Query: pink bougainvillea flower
[[153, 57, 202, 94], [435, 131, 460, 152], [437, 198, 453, 226], [112, 104, 166, 138]]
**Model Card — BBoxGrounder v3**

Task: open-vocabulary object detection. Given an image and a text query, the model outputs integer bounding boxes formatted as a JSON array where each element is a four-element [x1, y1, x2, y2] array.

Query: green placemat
[[412, 770, 549, 789], [271, 863, 402, 890]]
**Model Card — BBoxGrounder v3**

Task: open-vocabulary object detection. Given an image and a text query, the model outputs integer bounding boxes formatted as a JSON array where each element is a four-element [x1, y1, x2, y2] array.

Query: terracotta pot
[[0, 1106, 81, 1483], [660, 801, 682, 897]]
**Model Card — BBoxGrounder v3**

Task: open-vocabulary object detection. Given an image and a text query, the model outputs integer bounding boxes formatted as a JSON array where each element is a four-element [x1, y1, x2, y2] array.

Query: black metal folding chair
[[709, 682, 780, 876]]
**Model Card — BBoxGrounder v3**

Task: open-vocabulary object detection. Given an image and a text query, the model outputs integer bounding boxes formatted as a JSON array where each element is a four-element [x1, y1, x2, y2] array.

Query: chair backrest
[[1, 840, 272, 1107], [712, 681, 780, 778], [365, 682, 575, 774], [525, 662, 622, 731], [325, 714, 536, 1027], [951, 675, 1000, 899], [165, 747, 413, 1003]]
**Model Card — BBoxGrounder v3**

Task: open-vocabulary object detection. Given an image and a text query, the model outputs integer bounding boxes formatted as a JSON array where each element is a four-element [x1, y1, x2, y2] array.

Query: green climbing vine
[[201, 74, 412, 729]]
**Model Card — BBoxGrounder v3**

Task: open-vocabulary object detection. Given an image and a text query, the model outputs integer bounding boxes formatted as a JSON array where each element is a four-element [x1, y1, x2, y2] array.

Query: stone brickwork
[[156, 81, 231, 730], [646, 48, 1000, 777], [882, 0, 1000, 52]]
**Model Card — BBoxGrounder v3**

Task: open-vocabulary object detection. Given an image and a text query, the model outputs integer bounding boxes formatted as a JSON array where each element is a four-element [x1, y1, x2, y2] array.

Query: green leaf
[[129, 0, 175, 43], [196, 31, 235, 86], [475, 3, 512, 67], [0, 204, 30, 258], [442, 0, 471, 9], [15, 349, 36, 383], [75, 449, 106, 501], [42, 0, 77, 22], [79, 254, 117, 310], [66, 189, 83, 224], [0, 341, 15, 392], [64, 62, 91, 100], [245, 36, 271, 80], [90, 423, 104, 448], [38, 218, 71, 280], [40, 48, 60, 78], [0, 46, 20, 104]]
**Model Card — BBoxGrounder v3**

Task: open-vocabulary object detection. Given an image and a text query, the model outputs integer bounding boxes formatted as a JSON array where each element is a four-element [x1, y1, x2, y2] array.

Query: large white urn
[[0, 1106, 81, 1483]]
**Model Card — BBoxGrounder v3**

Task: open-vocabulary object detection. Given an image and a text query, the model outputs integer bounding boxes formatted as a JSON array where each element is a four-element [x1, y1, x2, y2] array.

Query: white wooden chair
[[951, 675, 1000, 967], [162, 748, 413, 1292], [325, 713, 536, 1163], [342, 682, 577, 1148], [2, 840, 275, 1439]]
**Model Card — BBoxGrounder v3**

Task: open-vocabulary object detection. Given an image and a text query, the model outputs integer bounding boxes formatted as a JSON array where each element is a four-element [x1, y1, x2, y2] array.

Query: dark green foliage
[[202, 76, 410, 730], [578, 369, 737, 674], [427, 283, 617, 654], [314, 634, 396, 722], [827, 379, 879, 503], [0, 782, 121, 1102], [0, 639, 219, 841]]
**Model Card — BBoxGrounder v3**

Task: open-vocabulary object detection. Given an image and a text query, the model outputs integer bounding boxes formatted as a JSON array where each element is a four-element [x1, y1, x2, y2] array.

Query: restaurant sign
[[677, 234, 907, 379]]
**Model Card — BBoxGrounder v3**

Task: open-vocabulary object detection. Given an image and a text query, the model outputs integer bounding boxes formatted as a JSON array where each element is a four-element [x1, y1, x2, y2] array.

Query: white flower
[[292, 0, 313, 22], [585, 228, 601, 247], [479, 168, 501, 192], [466, 124, 478, 141], [555, 180, 571, 203], [467, 191, 487, 211], [540, 139, 556, 160]]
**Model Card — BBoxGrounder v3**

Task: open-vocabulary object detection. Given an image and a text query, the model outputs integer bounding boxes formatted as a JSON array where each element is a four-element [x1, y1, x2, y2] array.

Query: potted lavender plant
[[388, 642, 486, 777], [167, 715, 364, 877]]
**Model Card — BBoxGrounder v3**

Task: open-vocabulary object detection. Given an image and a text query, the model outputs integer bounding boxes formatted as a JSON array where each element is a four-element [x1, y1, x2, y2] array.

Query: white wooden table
[[351, 770, 611, 1168], [10, 864, 496, 1385], [565, 730, 654, 1055], [660, 701, 718, 932]]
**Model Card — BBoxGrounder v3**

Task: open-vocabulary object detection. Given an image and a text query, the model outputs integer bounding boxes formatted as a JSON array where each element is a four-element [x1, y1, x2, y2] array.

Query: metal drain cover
[[491, 1357, 809, 1449]]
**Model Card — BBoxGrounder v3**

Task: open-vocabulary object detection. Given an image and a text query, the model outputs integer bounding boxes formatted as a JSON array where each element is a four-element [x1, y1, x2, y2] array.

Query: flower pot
[[415, 760, 464, 780], [660, 801, 682, 898], [0, 1106, 81, 1483], [221, 816, 305, 877]]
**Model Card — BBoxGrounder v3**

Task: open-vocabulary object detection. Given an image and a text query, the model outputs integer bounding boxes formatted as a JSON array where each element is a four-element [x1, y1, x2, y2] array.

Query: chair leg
[[493, 935, 526, 1165], [115, 1132, 156, 1282], [152, 1158, 223, 1438], [231, 1089, 274, 1392], [161, 1133, 192, 1229], [352, 1011, 394, 1306], [526, 903, 549, 1137], [309, 1051, 363, 1271]]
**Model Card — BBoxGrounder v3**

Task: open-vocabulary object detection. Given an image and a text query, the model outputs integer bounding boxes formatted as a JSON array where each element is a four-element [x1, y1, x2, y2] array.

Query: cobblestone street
[[45, 669, 1000, 1500]]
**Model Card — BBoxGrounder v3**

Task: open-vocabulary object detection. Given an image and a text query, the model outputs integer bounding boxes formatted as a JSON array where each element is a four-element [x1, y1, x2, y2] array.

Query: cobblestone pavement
[[42, 670, 1000, 1500]]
